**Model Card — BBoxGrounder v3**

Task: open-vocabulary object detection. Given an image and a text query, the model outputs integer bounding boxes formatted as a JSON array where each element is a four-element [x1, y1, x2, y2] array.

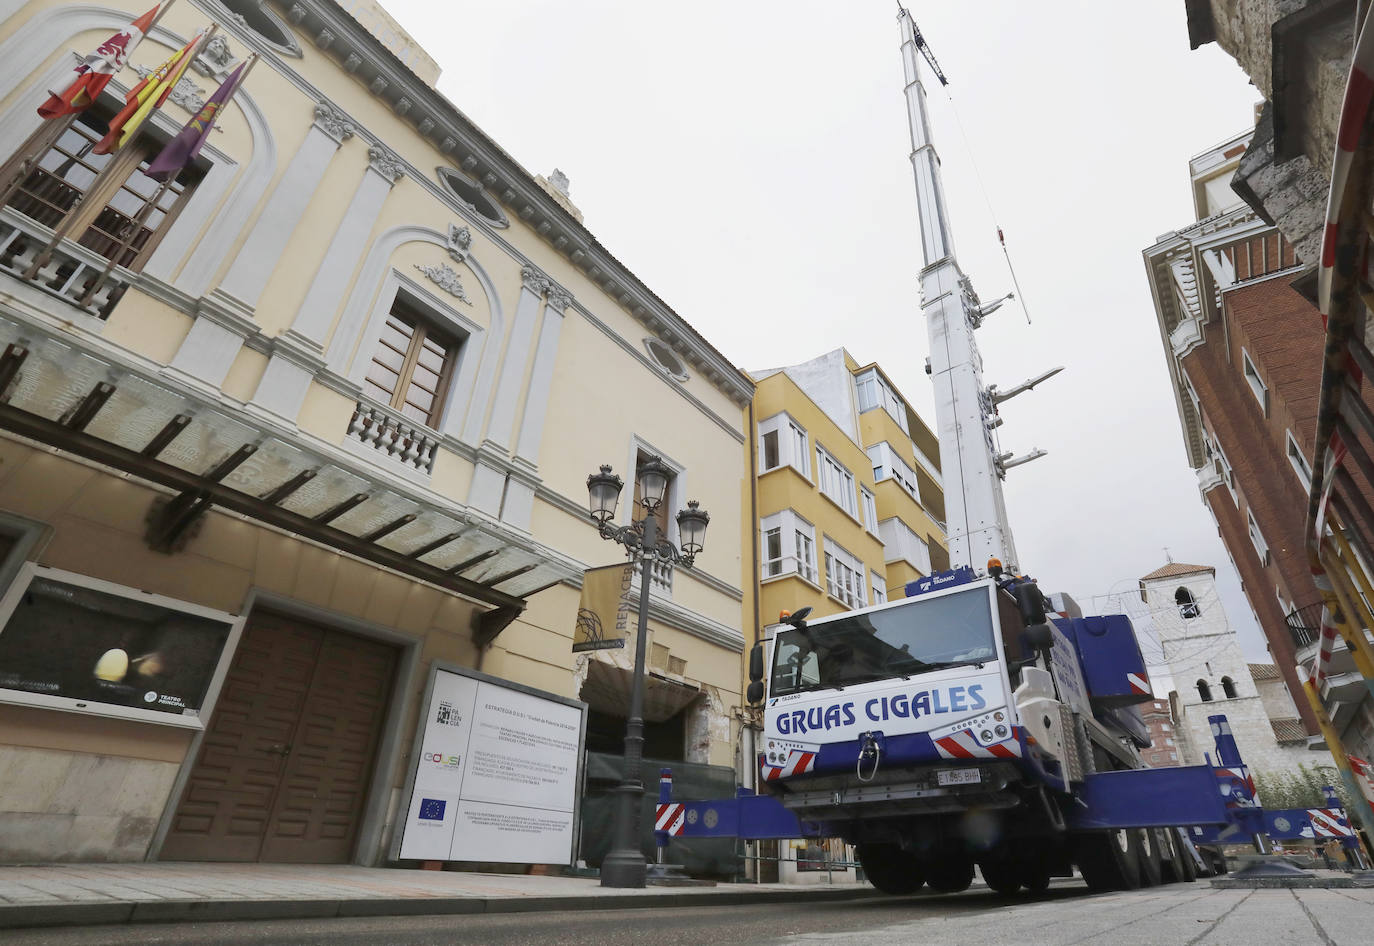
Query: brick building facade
[[1145, 131, 1323, 733], [1145, 126, 1374, 757], [1141, 698, 1182, 768]]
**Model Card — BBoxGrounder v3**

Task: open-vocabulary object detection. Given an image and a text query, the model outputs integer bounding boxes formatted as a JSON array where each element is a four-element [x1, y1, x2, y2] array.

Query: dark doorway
[[160, 611, 396, 863]]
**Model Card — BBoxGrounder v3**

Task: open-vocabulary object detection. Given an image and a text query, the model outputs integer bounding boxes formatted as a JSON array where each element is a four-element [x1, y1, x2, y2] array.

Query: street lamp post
[[586, 457, 709, 888]]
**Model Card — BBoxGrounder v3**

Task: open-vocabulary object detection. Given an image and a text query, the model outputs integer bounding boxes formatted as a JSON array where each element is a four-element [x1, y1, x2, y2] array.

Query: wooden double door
[[161, 612, 397, 863]]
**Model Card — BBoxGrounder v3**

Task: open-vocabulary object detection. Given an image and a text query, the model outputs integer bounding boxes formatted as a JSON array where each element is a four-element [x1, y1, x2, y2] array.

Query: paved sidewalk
[[0, 862, 878, 930]]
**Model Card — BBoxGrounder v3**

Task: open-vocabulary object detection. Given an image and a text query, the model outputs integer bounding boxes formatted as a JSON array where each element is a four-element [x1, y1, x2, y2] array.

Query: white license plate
[[937, 768, 981, 786]]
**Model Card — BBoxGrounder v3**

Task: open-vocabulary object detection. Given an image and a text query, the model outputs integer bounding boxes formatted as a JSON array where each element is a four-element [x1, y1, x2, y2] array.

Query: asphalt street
[[3, 881, 1372, 946]]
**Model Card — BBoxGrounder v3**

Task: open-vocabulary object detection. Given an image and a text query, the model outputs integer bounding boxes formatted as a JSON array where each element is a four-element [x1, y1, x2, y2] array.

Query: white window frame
[[1182, 370, 1203, 421], [1247, 507, 1270, 566], [816, 444, 858, 518], [0, 563, 246, 730], [1212, 434, 1237, 503], [758, 412, 810, 479], [871, 570, 888, 604], [1286, 429, 1313, 491], [878, 518, 933, 574], [1241, 348, 1269, 416], [854, 369, 910, 435], [823, 537, 867, 609], [866, 443, 921, 502], [760, 510, 818, 585], [861, 487, 878, 534]]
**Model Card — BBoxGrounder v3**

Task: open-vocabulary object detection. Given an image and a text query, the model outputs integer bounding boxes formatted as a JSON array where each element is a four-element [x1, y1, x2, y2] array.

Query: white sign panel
[[398, 667, 584, 864]]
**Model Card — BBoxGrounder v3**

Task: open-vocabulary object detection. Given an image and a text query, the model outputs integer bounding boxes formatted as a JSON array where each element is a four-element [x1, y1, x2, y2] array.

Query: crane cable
[[937, 78, 1034, 326]]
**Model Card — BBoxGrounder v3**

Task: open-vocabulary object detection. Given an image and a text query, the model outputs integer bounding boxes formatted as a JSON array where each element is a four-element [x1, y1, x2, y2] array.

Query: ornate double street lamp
[[586, 456, 709, 888]]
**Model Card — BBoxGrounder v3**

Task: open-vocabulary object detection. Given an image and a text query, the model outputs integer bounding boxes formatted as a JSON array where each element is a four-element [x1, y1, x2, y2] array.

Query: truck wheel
[[1177, 838, 1198, 883], [978, 859, 1021, 895], [856, 843, 925, 895], [927, 857, 975, 893], [1075, 830, 1143, 891], [1137, 829, 1163, 887], [1159, 831, 1183, 884], [1020, 864, 1051, 894]]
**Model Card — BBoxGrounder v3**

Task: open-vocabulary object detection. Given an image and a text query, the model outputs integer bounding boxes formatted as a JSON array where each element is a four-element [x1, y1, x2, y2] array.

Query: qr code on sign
[[436, 701, 462, 726]]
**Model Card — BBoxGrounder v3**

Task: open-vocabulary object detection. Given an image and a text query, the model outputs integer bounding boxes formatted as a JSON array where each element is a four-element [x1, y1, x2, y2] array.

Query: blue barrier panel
[[678, 789, 821, 840], [1265, 808, 1316, 840], [1066, 765, 1231, 830]]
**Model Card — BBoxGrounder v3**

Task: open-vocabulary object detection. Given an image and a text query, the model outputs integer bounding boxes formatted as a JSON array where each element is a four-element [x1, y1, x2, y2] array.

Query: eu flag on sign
[[418, 798, 446, 821]]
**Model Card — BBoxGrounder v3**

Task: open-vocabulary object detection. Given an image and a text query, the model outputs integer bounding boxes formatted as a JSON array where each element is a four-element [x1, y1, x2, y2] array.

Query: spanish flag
[[93, 30, 203, 155], [37, 5, 160, 119]]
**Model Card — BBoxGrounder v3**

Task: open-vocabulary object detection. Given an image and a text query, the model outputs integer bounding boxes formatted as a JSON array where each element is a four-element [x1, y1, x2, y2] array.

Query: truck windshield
[[770, 587, 997, 697]]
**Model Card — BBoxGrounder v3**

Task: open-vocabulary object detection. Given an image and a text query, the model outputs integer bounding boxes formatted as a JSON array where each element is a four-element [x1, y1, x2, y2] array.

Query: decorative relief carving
[[546, 286, 573, 313], [288, 3, 307, 23], [447, 224, 472, 262], [193, 34, 237, 77], [133, 65, 205, 112], [415, 263, 474, 305], [440, 137, 457, 153], [369, 76, 389, 96], [343, 53, 362, 73], [417, 118, 434, 136], [395, 97, 412, 116], [520, 264, 550, 295], [315, 29, 334, 49], [367, 144, 406, 184], [312, 102, 355, 141]]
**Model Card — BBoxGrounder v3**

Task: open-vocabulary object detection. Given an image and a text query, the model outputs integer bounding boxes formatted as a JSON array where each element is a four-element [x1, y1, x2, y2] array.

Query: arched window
[[1175, 587, 1200, 619], [1221, 676, 1237, 699], [1197, 679, 1212, 702]]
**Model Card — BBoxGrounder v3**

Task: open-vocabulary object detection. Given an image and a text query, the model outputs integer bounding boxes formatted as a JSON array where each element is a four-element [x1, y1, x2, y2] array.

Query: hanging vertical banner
[[395, 664, 587, 864], [572, 562, 635, 652]]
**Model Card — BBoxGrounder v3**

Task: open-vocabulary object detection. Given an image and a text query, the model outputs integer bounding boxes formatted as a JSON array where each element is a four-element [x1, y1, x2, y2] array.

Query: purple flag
[[146, 61, 246, 182]]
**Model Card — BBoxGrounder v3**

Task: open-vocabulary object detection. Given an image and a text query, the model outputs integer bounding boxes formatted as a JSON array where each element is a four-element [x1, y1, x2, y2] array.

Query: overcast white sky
[[380, 1, 1271, 666]]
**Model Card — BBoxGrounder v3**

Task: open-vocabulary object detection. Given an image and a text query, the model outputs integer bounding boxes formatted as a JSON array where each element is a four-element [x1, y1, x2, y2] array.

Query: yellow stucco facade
[[0, 0, 756, 867], [751, 350, 947, 634]]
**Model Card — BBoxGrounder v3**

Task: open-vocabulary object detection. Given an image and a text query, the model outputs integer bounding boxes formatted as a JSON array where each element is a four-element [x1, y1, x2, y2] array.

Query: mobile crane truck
[[726, 8, 1236, 894], [743, 566, 1226, 893]]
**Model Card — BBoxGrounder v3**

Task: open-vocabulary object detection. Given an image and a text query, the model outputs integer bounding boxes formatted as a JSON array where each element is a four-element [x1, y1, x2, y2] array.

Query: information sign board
[[396, 664, 586, 865]]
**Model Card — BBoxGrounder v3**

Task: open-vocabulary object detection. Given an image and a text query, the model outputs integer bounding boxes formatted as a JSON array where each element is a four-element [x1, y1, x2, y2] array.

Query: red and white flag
[[37, 5, 160, 119]]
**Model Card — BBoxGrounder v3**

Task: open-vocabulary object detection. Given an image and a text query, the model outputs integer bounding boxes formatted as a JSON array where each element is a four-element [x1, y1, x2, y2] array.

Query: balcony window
[[866, 443, 921, 501], [816, 444, 858, 518], [823, 538, 866, 609], [855, 369, 909, 435], [861, 487, 878, 534], [871, 571, 887, 604], [879, 518, 932, 574], [363, 294, 461, 428], [760, 510, 817, 584], [1, 109, 205, 273], [758, 412, 809, 478]]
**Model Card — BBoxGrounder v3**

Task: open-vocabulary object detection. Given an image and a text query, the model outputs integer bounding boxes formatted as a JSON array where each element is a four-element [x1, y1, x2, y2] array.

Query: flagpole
[[23, 23, 213, 279], [1, 1, 179, 216], [77, 50, 255, 308]]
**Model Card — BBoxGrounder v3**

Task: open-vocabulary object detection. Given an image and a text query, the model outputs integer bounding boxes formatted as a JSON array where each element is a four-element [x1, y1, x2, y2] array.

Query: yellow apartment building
[[0, 0, 755, 866], [750, 349, 947, 629]]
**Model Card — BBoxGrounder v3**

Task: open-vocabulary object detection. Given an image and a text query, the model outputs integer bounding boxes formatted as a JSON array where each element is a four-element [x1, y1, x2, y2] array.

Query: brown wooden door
[[160, 613, 396, 863]]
